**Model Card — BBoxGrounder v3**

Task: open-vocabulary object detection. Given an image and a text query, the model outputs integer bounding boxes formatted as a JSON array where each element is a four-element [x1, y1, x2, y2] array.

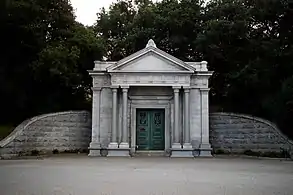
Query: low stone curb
[[214, 154, 292, 161], [0, 155, 47, 160], [1, 153, 291, 161]]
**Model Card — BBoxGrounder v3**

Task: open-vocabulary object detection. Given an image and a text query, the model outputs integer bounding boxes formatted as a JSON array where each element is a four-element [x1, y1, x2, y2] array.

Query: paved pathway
[[0, 156, 293, 195]]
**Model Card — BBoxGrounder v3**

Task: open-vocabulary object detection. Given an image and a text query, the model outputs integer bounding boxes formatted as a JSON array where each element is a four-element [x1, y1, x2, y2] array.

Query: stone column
[[119, 87, 129, 148], [190, 87, 201, 148], [89, 87, 101, 156], [172, 87, 181, 148], [109, 87, 118, 148], [199, 88, 212, 156], [183, 87, 192, 148]]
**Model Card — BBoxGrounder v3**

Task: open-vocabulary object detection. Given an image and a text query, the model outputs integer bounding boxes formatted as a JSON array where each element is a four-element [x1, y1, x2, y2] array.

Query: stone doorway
[[136, 109, 165, 151]]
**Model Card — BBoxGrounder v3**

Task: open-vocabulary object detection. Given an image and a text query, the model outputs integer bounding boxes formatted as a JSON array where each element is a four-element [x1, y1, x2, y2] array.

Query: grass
[[0, 125, 15, 141]]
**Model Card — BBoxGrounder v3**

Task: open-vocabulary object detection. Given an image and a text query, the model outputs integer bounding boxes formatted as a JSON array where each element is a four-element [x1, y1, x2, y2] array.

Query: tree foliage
[[1, 0, 105, 124], [2, 0, 293, 138], [94, 0, 293, 138]]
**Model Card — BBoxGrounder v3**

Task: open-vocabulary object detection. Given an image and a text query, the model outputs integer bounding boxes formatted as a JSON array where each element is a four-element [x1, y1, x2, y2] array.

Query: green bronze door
[[136, 109, 165, 150]]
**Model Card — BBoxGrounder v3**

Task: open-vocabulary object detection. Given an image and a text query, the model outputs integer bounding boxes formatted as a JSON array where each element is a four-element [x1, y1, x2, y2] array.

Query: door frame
[[136, 108, 165, 151], [130, 96, 172, 153]]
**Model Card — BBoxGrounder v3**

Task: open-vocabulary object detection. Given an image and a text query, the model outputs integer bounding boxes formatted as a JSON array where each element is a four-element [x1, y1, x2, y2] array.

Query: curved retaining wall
[[1, 111, 292, 157], [0, 111, 91, 156], [209, 112, 293, 153]]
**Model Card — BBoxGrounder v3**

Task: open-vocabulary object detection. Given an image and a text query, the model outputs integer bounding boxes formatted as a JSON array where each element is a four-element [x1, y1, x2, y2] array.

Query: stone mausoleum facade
[[88, 40, 213, 157]]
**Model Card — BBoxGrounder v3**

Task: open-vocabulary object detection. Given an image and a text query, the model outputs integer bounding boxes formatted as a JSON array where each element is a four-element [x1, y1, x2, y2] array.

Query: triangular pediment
[[107, 40, 195, 73]]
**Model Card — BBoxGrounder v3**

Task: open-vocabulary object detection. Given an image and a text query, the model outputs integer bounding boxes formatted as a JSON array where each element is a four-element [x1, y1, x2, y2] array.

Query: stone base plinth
[[170, 149, 194, 158], [199, 149, 212, 157], [88, 142, 101, 157], [199, 143, 213, 157], [119, 142, 130, 148], [107, 148, 131, 157], [171, 143, 182, 149], [183, 143, 192, 149], [108, 142, 119, 149], [88, 150, 101, 157]]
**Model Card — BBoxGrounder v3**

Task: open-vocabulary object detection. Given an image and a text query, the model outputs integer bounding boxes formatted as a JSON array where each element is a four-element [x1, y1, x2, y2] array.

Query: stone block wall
[[1, 110, 292, 157], [0, 111, 91, 156], [210, 112, 293, 153]]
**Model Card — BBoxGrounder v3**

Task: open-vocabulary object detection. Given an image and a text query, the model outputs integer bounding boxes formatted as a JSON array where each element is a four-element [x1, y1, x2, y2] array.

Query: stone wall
[[210, 112, 293, 153], [0, 111, 91, 156], [1, 110, 292, 157]]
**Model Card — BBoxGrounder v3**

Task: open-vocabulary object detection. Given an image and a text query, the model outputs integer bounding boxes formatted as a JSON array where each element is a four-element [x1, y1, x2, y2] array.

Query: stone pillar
[[119, 87, 129, 148], [109, 87, 118, 148], [199, 88, 212, 156], [172, 87, 181, 148], [189, 87, 202, 149], [183, 87, 192, 148], [89, 87, 101, 156]]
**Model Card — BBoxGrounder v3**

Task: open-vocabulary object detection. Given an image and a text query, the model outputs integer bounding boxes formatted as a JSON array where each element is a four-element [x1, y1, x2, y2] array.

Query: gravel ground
[[0, 155, 292, 195]]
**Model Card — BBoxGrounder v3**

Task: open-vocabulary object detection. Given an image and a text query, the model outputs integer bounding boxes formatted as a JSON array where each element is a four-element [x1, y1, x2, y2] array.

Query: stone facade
[[89, 39, 213, 157], [0, 111, 91, 157], [210, 113, 293, 153]]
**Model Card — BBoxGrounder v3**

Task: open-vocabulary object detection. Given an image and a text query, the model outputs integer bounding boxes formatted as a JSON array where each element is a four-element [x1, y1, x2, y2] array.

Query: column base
[[183, 143, 192, 149], [88, 150, 101, 157], [199, 143, 213, 157], [88, 142, 101, 157], [170, 149, 194, 158], [119, 142, 130, 148], [107, 148, 131, 157], [171, 143, 182, 149], [108, 142, 119, 149]]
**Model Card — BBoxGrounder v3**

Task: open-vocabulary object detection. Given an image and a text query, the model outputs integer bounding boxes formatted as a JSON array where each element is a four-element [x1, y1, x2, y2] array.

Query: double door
[[136, 109, 165, 150]]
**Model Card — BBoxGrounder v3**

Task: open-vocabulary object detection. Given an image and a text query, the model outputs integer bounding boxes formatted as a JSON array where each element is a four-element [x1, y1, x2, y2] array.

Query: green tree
[[1, 0, 105, 125], [198, 0, 293, 137], [94, 0, 293, 138]]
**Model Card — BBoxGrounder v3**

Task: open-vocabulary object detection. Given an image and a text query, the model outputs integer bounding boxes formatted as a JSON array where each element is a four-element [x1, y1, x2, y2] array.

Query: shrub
[[82, 148, 89, 153], [31, 150, 39, 156], [212, 148, 231, 155], [52, 149, 59, 154], [214, 149, 225, 154], [243, 150, 261, 156]]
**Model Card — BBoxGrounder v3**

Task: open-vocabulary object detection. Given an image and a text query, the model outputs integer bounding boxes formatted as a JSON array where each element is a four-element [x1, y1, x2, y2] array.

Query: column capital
[[173, 89, 179, 93], [122, 88, 129, 93], [91, 87, 102, 91], [120, 85, 129, 89], [172, 86, 181, 89], [200, 88, 210, 92], [183, 88, 190, 93], [110, 85, 119, 89], [199, 88, 210, 91], [173, 86, 181, 93]]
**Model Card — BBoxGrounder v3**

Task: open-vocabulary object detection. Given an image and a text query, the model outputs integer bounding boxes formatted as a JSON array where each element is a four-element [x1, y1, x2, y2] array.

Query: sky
[[71, 0, 161, 26], [71, 0, 115, 26]]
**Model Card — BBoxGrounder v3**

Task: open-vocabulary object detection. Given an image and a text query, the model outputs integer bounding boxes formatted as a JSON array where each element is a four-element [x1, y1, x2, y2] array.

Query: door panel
[[150, 110, 165, 150], [136, 110, 151, 150], [136, 109, 165, 150]]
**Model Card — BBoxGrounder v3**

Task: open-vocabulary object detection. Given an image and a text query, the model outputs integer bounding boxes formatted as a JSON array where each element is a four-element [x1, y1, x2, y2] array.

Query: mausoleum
[[88, 39, 213, 157]]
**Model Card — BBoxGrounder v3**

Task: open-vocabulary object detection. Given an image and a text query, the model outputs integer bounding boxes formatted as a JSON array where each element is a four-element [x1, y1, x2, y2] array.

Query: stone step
[[133, 151, 169, 157]]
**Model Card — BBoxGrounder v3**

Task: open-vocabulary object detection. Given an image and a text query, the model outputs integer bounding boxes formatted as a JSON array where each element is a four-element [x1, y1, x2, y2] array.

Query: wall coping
[[210, 112, 293, 148], [0, 111, 90, 148]]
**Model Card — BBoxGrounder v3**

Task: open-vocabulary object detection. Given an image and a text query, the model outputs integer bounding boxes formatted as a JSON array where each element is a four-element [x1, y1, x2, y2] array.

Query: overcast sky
[[71, 0, 161, 26]]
